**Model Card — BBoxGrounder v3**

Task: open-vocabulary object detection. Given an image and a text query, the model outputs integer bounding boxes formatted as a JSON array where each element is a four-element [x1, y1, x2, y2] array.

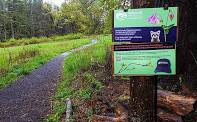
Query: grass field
[[0, 33, 82, 48], [0, 35, 91, 89], [46, 35, 112, 122]]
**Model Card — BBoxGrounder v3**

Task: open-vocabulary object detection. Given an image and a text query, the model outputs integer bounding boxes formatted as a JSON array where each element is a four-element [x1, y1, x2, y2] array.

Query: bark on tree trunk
[[10, 21, 14, 39], [4, 23, 7, 41], [129, 77, 156, 121], [125, 1, 156, 121]]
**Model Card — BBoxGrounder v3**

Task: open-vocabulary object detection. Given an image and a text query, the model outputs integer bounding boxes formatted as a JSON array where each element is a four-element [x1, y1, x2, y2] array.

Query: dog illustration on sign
[[150, 30, 160, 43]]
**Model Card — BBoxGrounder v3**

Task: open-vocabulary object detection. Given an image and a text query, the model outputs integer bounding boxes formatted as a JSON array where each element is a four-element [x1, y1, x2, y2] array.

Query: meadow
[[0, 33, 82, 48], [0, 34, 90, 89]]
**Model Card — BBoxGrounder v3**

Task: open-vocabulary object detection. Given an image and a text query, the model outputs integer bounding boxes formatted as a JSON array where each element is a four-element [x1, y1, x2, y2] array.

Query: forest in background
[[0, 0, 119, 41]]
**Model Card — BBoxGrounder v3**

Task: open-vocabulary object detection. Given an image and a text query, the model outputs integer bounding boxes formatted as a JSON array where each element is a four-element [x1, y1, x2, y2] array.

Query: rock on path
[[0, 40, 96, 122]]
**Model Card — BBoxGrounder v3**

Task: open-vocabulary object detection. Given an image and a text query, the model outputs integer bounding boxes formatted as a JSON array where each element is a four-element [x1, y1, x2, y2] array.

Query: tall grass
[[0, 46, 40, 76], [46, 35, 112, 122], [0, 33, 83, 48], [0, 38, 90, 89]]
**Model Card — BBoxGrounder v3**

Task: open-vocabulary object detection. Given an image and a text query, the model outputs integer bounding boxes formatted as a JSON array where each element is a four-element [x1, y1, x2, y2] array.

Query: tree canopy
[[0, 0, 119, 41]]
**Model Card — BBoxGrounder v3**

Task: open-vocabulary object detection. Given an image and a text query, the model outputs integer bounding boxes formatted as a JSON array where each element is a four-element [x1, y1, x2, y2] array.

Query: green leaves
[[162, 24, 175, 35]]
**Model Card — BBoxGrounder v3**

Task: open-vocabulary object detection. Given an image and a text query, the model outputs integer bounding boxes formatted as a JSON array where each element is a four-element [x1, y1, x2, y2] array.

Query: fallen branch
[[158, 110, 183, 122], [157, 90, 197, 116], [92, 115, 119, 122], [91, 57, 106, 68], [115, 104, 128, 121], [92, 104, 128, 122], [65, 98, 72, 122]]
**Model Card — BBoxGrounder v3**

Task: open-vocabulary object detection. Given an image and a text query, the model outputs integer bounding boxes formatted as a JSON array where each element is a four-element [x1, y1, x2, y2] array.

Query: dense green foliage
[[0, 0, 55, 40], [0, 0, 119, 41], [53, 0, 119, 34]]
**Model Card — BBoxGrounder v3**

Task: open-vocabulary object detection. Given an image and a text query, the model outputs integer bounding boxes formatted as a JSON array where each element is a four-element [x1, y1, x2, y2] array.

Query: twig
[[91, 60, 105, 68], [189, 50, 197, 66]]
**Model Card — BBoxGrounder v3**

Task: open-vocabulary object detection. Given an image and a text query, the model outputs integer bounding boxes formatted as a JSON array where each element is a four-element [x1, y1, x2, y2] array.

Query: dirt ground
[[59, 51, 155, 121], [68, 63, 130, 122]]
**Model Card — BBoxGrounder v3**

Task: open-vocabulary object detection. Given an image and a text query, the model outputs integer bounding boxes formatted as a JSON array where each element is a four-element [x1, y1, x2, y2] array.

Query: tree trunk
[[157, 90, 197, 116], [4, 22, 7, 41], [10, 20, 14, 39], [124, 1, 156, 121], [29, 0, 34, 37], [11, 0, 16, 39], [129, 77, 156, 121], [2, 0, 7, 41]]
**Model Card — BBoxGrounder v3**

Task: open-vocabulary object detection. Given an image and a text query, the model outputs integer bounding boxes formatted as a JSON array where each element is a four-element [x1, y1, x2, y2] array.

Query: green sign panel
[[113, 44, 176, 76], [112, 7, 178, 76], [113, 7, 178, 43], [114, 7, 178, 27]]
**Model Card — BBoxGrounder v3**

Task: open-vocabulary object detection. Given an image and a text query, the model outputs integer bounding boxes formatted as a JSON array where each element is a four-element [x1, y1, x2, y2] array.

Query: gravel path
[[0, 40, 96, 122]]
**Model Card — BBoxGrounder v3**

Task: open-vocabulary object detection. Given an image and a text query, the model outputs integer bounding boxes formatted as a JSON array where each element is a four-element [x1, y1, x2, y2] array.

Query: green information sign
[[113, 7, 178, 43], [112, 7, 178, 76], [114, 7, 177, 27], [113, 44, 176, 76]]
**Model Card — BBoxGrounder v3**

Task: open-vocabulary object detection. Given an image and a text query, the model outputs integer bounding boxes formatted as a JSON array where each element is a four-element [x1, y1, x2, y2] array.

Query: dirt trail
[[0, 40, 96, 122]]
